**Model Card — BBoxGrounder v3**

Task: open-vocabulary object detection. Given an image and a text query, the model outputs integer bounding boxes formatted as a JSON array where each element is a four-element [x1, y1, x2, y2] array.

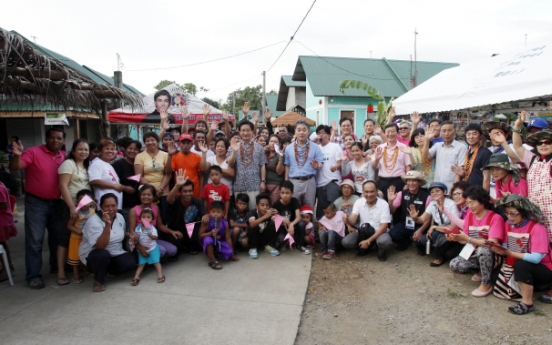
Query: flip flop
[[93, 283, 105, 292], [72, 277, 83, 284], [131, 278, 140, 286], [57, 278, 70, 286], [208, 261, 222, 270], [157, 276, 165, 283]]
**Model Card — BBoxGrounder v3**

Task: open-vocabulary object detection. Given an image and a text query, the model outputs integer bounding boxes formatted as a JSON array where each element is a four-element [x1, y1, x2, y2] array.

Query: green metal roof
[[265, 94, 286, 117], [291, 55, 458, 98], [276, 75, 306, 111], [281, 75, 306, 88], [10, 30, 144, 96]]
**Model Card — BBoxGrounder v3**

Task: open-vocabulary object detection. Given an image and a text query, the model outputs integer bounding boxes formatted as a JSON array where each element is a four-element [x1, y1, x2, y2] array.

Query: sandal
[[508, 302, 534, 315], [131, 278, 140, 286], [157, 276, 165, 283], [72, 277, 83, 284], [57, 277, 70, 286], [208, 261, 223, 270], [93, 282, 105, 292]]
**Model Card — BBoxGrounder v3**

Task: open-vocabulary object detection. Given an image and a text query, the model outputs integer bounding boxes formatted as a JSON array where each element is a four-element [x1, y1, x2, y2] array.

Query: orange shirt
[[171, 152, 202, 197]]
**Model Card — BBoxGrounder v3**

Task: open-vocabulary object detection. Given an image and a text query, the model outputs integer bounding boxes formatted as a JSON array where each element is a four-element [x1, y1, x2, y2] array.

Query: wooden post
[[101, 100, 110, 138]]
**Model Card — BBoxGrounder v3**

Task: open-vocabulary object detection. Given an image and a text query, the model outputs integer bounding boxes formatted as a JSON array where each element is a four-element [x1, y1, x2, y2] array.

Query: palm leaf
[[339, 80, 384, 100]]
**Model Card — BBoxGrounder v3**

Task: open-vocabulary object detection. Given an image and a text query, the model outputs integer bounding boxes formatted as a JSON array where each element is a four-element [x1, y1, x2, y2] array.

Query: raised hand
[[408, 204, 419, 219], [410, 111, 421, 127], [374, 146, 383, 161], [160, 109, 169, 121], [489, 130, 506, 145], [198, 141, 208, 153], [210, 121, 218, 131], [264, 109, 272, 122], [222, 110, 229, 121], [387, 185, 397, 202], [425, 127, 435, 141], [181, 106, 190, 120], [12, 140, 24, 156], [101, 211, 112, 224], [162, 119, 171, 130], [230, 139, 240, 152], [388, 107, 396, 122], [202, 104, 211, 116], [242, 102, 251, 115], [361, 134, 369, 146], [374, 125, 383, 135], [310, 159, 321, 169], [331, 120, 338, 134], [451, 164, 465, 177], [252, 111, 259, 123], [175, 169, 188, 186]]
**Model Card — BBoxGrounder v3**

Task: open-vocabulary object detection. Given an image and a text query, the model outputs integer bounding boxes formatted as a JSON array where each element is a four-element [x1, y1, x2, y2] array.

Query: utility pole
[[31, 35, 37, 43], [262, 71, 266, 123], [232, 92, 236, 121], [410, 29, 418, 90]]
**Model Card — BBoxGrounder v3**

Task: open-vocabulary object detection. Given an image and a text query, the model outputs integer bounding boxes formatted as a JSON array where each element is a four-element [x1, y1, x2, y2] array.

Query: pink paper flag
[[142, 218, 151, 229], [273, 215, 284, 232], [186, 223, 195, 238], [75, 195, 94, 211], [284, 233, 295, 248], [128, 174, 141, 182]]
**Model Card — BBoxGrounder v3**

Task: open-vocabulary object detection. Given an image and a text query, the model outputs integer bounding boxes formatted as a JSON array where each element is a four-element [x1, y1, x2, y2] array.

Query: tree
[[154, 81, 208, 96], [339, 80, 394, 127], [226, 85, 263, 112], [268, 89, 278, 95], [154, 80, 176, 90], [201, 97, 220, 109]]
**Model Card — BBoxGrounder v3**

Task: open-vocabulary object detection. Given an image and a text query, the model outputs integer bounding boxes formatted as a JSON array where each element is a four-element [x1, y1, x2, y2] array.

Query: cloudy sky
[[2, 0, 551, 105]]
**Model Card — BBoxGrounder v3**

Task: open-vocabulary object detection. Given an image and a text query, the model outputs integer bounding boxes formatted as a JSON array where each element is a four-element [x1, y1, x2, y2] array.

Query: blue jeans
[[319, 229, 343, 252], [24, 194, 62, 282]]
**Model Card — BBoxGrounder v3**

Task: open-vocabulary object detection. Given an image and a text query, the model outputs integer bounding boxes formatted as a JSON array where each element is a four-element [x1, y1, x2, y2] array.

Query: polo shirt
[[351, 197, 391, 231], [428, 140, 467, 192], [79, 213, 126, 265], [397, 136, 410, 146], [284, 140, 324, 178], [373, 141, 411, 178], [20, 145, 66, 199]]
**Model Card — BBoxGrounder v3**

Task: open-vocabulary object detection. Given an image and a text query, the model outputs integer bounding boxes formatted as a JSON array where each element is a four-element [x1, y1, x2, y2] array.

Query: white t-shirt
[[191, 146, 215, 158], [424, 198, 460, 226], [352, 197, 391, 232], [88, 158, 123, 209], [79, 213, 126, 265], [316, 142, 342, 187], [341, 160, 375, 193], [206, 155, 233, 195]]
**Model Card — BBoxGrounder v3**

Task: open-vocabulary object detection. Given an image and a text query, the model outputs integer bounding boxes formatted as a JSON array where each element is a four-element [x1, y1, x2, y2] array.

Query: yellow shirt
[[135, 150, 169, 196]]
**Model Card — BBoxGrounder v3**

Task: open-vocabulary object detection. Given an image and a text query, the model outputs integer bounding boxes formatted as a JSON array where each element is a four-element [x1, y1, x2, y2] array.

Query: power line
[[266, 0, 317, 72], [295, 40, 410, 81], [201, 73, 262, 95], [127, 40, 286, 72]]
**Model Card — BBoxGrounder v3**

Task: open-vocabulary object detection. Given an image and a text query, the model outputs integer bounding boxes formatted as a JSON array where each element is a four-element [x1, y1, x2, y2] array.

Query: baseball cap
[[179, 133, 193, 142], [527, 118, 548, 131], [215, 130, 225, 136]]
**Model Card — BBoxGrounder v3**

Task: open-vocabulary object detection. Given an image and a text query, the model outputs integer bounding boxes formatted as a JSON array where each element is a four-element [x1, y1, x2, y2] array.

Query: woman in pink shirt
[[482, 153, 528, 202], [492, 195, 552, 315]]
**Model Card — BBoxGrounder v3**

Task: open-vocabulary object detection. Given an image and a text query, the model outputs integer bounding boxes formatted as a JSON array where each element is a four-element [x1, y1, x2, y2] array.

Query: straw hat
[[339, 179, 355, 190], [400, 170, 427, 186]]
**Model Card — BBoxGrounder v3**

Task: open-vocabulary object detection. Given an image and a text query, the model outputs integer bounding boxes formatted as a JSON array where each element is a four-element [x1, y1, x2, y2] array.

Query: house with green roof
[[290, 56, 458, 137]]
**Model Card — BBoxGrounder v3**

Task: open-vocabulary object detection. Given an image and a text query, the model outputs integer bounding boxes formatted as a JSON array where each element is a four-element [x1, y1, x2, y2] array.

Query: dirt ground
[[295, 246, 552, 345]]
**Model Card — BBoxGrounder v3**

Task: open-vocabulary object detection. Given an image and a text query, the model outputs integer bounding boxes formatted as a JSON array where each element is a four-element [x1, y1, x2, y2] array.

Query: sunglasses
[[536, 140, 552, 146], [399, 127, 410, 130]]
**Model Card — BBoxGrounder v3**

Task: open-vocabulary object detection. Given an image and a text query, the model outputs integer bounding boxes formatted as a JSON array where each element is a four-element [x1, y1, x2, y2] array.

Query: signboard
[[44, 113, 69, 126]]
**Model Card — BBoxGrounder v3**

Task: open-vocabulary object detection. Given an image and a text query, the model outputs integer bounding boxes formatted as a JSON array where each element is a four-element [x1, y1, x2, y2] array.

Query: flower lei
[[294, 141, 310, 167], [463, 146, 480, 181], [383, 145, 399, 173]]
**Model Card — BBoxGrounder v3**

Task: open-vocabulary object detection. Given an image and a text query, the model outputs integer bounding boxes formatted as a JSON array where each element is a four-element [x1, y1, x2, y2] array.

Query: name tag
[[414, 200, 423, 205], [404, 196, 410, 200]]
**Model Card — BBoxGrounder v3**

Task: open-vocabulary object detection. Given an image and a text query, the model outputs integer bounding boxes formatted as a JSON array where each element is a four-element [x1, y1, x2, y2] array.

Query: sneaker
[[249, 248, 258, 259], [299, 246, 311, 255], [315, 250, 327, 257], [29, 279, 45, 290], [378, 249, 387, 262], [264, 245, 280, 256], [539, 293, 552, 304], [323, 251, 335, 260]]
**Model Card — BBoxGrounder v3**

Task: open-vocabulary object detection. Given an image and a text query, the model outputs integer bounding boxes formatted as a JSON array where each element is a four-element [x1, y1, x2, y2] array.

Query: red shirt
[[201, 183, 230, 211], [20, 145, 66, 199]]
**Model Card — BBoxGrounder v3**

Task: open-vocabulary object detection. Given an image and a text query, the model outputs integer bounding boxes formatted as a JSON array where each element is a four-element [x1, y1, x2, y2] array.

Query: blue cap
[[527, 118, 548, 130], [428, 182, 447, 193]]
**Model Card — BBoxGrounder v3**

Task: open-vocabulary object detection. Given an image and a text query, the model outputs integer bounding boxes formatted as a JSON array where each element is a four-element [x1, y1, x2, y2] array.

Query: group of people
[[1, 94, 552, 315]]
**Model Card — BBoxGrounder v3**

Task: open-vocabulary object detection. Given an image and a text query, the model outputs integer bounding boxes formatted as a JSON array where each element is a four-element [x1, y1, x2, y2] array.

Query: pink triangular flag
[[128, 174, 141, 182], [142, 218, 151, 229], [284, 233, 295, 248], [186, 223, 195, 238], [273, 215, 284, 232], [75, 195, 94, 211]]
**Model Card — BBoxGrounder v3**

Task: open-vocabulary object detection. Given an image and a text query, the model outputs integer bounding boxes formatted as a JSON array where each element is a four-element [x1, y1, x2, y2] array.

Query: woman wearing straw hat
[[482, 153, 528, 202], [491, 195, 552, 314]]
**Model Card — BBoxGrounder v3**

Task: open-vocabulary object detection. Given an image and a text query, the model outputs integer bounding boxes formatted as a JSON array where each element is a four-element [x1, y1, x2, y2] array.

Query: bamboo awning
[[0, 28, 142, 112], [271, 111, 316, 126]]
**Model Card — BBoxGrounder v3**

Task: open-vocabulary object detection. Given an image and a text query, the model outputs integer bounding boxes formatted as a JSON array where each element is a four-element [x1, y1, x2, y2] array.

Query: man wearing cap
[[169, 133, 202, 198], [423, 121, 467, 193], [314, 125, 343, 220], [388, 171, 432, 252], [452, 123, 491, 189]]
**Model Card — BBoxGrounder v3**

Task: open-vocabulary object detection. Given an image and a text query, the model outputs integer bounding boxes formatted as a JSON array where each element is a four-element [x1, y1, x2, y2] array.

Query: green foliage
[[201, 97, 220, 109], [268, 89, 278, 95], [339, 79, 394, 127], [226, 85, 263, 112], [154, 80, 207, 96], [154, 80, 176, 90]]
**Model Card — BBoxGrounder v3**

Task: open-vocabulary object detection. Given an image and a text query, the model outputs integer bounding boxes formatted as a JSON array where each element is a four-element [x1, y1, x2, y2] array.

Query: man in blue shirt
[[284, 120, 324, 209]]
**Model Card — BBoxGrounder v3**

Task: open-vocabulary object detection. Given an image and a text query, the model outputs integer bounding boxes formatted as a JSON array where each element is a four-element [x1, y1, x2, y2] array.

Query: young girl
[[341, 142, 375, 195], [66, 189, 95, 284], [131, 208, 165, 285], [0, 178, 17, 282], [199, 201, 239, 270], [341, 134, 356, 181], [299, 205, 315, 248]]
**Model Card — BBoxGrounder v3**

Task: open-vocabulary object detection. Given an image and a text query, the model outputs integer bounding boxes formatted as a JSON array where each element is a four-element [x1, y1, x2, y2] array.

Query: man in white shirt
[[422, 121, 467, 193], [342, 180, 393, 261], [315, 125, 342, 220], [190, 130, 215, 158]]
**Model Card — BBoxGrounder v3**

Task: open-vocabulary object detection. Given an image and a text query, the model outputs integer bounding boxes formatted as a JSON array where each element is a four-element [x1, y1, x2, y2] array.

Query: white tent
[[108, 83, 234, 124], [393, 44, 552, 115]]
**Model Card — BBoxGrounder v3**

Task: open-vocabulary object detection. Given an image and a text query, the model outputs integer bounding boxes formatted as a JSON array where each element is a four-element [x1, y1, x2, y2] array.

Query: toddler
[[131, 208, 164, 285], [66, 189, 95, 284]]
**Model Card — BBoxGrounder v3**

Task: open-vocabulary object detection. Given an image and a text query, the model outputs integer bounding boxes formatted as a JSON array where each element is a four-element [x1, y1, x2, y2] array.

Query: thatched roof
[[271, 111, 316, 126], [0, 28, 142, 112]]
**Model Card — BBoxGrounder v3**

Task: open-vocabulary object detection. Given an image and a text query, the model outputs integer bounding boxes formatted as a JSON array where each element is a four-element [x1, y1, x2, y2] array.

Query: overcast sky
[[2, 0, 551, 106]]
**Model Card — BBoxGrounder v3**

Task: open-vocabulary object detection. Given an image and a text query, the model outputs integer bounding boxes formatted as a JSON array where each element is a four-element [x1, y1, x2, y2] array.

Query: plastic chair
[[0, 244, 14, 286]]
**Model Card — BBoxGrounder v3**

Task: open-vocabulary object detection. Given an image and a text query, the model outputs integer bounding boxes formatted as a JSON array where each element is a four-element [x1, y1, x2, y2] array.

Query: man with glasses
[[331, 117, 358, 150], [397, 121, 412, 145], [314, 125, 343, 220]]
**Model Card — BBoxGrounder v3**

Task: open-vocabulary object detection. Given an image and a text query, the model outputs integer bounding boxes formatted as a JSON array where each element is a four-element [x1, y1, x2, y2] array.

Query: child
[[66, 189, 95, 284], [131, 208, 164, 285], [229, 193, 250, 249], [272, 180, 310, 254], [201, 166, 231, 219], [315, 202, 346, 260], [246, 194, 280, 259], [0, 179, 17, 282], [198, 201, 238, 270], [298, 205, 315, 248]]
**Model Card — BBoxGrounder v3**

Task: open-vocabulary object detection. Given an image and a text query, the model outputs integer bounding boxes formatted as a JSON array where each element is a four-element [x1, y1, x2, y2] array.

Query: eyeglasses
[[452, 192, 463, 196], [504, 212, 521, 217], [399, 127, 410, 130], [536, 140, 552, 146]]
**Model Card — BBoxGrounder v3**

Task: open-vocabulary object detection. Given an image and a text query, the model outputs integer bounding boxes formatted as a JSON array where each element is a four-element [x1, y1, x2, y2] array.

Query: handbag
[[356, 223, 376, 255]]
